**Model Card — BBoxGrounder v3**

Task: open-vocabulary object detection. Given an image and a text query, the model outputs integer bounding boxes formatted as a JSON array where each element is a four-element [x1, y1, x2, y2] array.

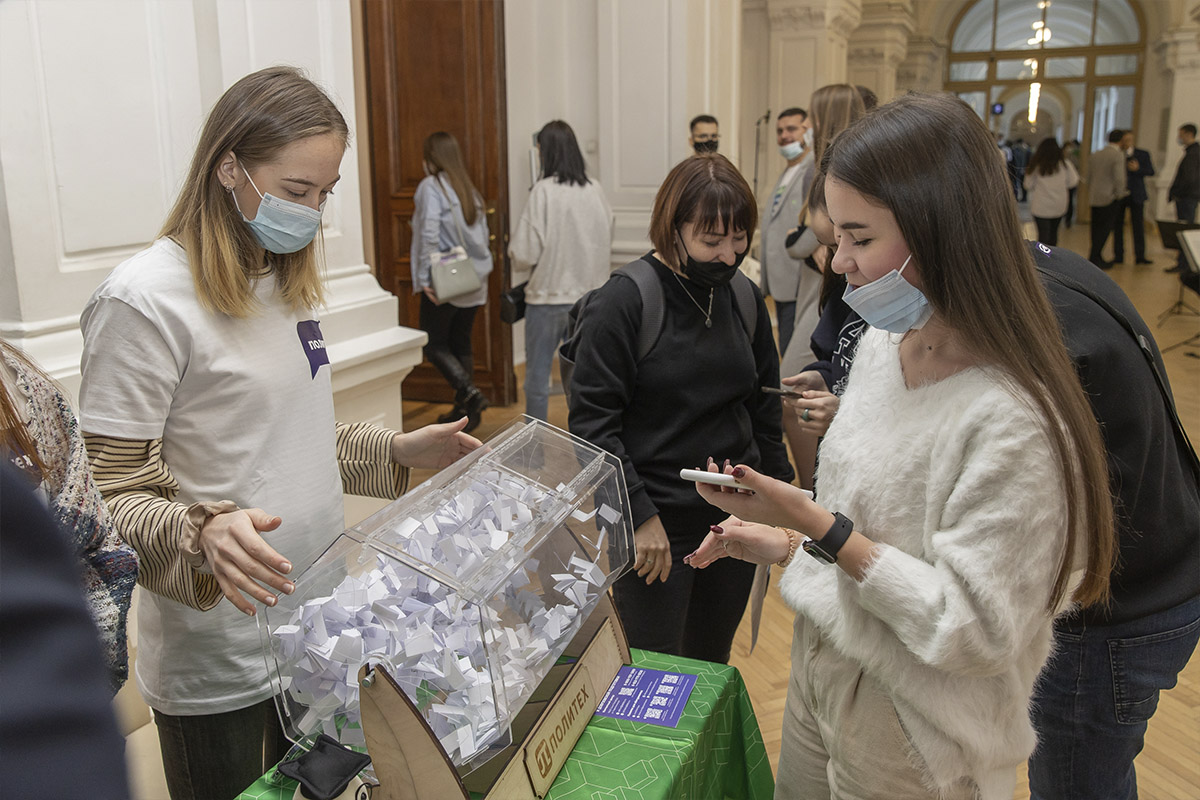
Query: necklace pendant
[[705, 318, 713, 329]]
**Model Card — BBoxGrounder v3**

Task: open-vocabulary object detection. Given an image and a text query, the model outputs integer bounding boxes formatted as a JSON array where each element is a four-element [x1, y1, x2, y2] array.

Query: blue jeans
[[523, 303, 572, 421], [1028, 595, 1200, 800]]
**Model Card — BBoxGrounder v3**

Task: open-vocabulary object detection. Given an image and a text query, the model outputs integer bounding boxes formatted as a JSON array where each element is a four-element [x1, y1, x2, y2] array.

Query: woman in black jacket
[[567, 154, 793, 662]]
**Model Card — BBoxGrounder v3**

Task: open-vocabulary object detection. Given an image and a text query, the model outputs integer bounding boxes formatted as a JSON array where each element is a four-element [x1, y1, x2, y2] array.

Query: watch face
[[802, 538, 837, 564]]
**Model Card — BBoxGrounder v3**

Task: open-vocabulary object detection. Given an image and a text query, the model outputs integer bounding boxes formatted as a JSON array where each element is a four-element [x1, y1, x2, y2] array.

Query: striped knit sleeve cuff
[[335, 422, 410, 500]]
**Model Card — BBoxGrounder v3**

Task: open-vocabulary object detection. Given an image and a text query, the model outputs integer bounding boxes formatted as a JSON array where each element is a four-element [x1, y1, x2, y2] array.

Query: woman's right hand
[[422, 285, 440, 305], [632, 515, 671, 585], [781, 370, 828, 394], [199, 509, 293, 616]]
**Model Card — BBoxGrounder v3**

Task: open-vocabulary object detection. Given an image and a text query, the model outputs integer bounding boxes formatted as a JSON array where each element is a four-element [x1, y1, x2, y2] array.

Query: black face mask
[[678, 237, 747, 288], [693, 140, 719, 154]]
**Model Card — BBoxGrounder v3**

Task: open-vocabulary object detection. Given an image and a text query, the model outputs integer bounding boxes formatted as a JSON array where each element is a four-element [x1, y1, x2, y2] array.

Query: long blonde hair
[[423, 132, 481, 226], [159, 66, 348, 318], [825, 92, 1116, 610]]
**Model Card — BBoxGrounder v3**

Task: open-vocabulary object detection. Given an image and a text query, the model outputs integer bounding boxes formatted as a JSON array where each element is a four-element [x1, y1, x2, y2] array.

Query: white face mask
[[802, 128, 814, 151], [841, 254, 933, 333], [780, 140, 803, 160], [230, 166, 323, 255]]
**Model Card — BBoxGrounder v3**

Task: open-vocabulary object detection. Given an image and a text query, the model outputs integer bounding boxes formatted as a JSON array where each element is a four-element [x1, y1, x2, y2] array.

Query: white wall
[[0, 0, 424, 523]]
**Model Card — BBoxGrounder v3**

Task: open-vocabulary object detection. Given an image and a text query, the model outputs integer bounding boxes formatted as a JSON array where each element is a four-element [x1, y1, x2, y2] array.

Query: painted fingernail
[[723, 458, 731, 470], [244, 607, 256, 616], [283, 583, 295, 594], [265, 596, 276, 606], [732, 467, 745, 478], [280, 562, 292, 573], [711, 525, 723, 534]]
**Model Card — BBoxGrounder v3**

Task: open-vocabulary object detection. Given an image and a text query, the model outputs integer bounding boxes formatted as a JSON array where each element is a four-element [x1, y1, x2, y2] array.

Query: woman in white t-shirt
[[79, 66, 480, 800], [684, 93, 1116, 799], [510, 120, 613, 421], [1023, 138, 1079, 246]]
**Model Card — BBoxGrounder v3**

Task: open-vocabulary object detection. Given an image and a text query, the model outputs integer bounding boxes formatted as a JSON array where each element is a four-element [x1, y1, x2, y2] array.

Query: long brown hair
[[824, 92, 1116, 610], [159, 66, 348, 318], [0, 342, 49, 475], [1028, 137, 1067, 177], [809, 84, 866, 171], [648, 154, 758, 267], [423, 132, 482, 225]]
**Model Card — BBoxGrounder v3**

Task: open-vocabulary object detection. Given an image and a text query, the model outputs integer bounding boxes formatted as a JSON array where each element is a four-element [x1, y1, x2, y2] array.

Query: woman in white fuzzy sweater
[[684, 93, 1116, 800]]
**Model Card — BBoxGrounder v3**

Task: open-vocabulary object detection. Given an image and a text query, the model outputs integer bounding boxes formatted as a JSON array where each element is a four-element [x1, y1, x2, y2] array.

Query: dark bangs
[[649, 154, 757, 259]]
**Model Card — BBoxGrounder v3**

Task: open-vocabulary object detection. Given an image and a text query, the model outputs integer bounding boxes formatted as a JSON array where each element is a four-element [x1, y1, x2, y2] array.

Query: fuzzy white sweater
[[780, 328, 1071, 799]]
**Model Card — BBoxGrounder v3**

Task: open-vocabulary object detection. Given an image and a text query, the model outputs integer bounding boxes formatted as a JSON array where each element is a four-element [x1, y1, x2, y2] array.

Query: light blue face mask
[[230, 166, 323, 254], [841, 253, 933, 333], [779, 140, 803, 160]]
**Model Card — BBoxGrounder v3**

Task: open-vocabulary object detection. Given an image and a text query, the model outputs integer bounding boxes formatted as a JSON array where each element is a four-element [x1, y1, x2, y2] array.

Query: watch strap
[[803, 512, 854, 564]]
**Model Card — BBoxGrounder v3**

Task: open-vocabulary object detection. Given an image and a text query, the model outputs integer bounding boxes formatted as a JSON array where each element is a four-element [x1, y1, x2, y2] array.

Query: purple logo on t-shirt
[[297, 320, 329, 378]]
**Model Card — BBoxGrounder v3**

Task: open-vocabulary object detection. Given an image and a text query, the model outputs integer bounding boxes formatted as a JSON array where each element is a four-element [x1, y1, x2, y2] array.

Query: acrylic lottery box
[[258, 418, 634, 778]]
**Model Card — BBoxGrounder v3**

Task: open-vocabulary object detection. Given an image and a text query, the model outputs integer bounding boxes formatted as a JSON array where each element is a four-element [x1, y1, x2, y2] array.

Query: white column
[[1153, 25, 1200, 220], [895, 35, 947, 94], [761, 0, 862, 174], [0, 0, 423, 524], [846, 1, 914, 103]]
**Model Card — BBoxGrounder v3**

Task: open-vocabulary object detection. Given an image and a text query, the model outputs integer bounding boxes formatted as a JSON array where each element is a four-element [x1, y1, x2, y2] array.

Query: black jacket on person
[[1169, 141, 1200, 202], [567, 253, 793, 531], [1032, 242, 1200, 627]]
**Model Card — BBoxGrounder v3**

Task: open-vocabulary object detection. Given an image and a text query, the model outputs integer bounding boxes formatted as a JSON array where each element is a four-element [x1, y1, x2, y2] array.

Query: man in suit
[[1167, 123, 1199, 273], [760, 107, 814, 357], [1113, 130, 1155, 265], [1088, 128, 1128, 270]]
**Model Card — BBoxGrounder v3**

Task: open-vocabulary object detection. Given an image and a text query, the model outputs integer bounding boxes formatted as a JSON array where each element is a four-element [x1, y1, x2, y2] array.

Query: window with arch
[[947, 0, 1143, 154]]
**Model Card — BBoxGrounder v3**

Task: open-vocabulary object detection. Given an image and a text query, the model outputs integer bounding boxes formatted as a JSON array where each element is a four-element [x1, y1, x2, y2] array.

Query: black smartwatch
[[802, 512, 854, 564]]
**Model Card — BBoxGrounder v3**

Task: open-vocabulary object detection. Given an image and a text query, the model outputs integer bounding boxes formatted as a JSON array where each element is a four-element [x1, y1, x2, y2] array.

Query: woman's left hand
[[391, 418, 482, 469], [783, 390, 840, 436], [695, 463, 822, 529], [683, 517, 791, 569], [422, 286, 440, 305]]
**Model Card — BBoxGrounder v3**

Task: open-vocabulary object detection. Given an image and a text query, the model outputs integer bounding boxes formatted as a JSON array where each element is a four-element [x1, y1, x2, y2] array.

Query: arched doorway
[[945, 0, 1145, 171]]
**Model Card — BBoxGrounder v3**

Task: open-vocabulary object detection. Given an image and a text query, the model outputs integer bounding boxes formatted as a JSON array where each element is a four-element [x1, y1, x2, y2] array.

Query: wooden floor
[[403, 221, 1200, 799]]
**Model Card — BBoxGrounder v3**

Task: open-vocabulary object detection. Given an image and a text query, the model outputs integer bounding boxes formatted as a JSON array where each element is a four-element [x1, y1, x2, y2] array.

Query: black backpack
[[558, 258, 759, 403]]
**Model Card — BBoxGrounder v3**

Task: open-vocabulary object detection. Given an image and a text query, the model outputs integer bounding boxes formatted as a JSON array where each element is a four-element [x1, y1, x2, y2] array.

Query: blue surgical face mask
[[230, 166, 323, 254], [841, 254, 933, 333], [779, 140, 803, 160], [802, 128, 814, 151]]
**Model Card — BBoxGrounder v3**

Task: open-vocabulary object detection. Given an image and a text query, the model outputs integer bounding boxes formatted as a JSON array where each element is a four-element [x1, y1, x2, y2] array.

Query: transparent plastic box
[[259, 418, 633, 776]]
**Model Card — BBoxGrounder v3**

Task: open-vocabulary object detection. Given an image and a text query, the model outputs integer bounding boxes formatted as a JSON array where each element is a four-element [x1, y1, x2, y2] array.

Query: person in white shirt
[[510, 120, 613, 420], [79, 66, 480, 800], [685, 92, 1116, 800], [1023, 138, 1079, 246]]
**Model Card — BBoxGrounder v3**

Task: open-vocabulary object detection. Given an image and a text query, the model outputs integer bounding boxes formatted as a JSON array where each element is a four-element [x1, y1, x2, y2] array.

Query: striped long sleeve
[[83, 434, 222, 611], [85, 423, 410, 612]]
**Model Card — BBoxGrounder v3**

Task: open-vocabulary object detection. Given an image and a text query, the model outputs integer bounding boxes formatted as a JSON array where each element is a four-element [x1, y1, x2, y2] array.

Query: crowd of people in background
[[4, 66, 1198, 800]]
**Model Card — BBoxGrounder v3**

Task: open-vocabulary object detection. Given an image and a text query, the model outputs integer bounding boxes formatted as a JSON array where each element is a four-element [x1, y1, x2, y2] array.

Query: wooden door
[[363, 0, 516, 405]]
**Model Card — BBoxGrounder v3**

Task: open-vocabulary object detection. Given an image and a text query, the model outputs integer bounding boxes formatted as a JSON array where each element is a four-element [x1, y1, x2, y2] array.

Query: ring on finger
[[801, 408, 811, 422]]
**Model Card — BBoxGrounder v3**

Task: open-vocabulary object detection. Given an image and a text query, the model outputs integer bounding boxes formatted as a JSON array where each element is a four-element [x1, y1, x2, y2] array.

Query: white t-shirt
[[79, 238, 345, 715]]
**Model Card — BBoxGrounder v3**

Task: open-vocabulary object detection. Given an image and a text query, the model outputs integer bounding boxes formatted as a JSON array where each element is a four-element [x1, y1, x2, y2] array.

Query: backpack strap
[[730, 271, 758, 341], [613, 259, 664, 362]]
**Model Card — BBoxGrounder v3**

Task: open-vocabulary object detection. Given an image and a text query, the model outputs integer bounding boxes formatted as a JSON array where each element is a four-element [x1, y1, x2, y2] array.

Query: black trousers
[[1113, 198, 1146, 261], [154, 698, 289, 800], [1088, 201, 1120, 265], [1034, 216, 1062, 247], [419, 294, 479, 394], [612, 509, 756, 664]]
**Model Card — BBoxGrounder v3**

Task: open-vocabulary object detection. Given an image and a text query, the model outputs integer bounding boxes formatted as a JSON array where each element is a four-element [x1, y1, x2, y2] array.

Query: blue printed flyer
[[594, 665, 697, 728]]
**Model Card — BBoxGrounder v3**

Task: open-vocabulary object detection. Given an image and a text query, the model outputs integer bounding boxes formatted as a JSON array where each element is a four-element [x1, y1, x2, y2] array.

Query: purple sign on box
[[594, 665, 696, 728]]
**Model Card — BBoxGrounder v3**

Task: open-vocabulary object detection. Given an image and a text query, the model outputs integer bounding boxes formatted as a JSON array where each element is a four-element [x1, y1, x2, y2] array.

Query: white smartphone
[[679, 468, 741, 487], [679, 468, 815, 499]]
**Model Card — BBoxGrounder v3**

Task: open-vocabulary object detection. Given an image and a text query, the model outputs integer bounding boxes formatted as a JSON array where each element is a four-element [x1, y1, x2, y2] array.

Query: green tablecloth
[[237, 649, 774, 800]]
